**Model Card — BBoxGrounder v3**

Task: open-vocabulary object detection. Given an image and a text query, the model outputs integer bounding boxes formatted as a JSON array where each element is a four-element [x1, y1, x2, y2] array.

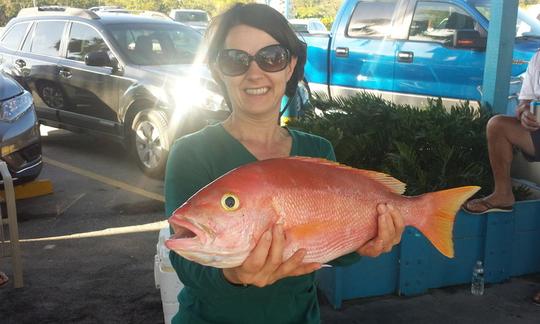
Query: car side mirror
[[85, 51, 114, 68], [452, 30, 486, 51]]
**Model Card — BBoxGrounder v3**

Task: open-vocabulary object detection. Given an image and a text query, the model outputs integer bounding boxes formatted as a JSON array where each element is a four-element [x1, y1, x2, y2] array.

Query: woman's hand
[[356, 203, 405, 257], [222, 224, 321, 288]]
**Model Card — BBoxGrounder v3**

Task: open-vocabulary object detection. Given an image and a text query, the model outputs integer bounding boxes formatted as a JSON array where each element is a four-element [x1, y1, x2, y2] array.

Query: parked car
[[133, 10, 173, 21], [302, 0, 540, 108], [88, 6, 128, 13], [169, 9, 210, 32], [0, 7, 228, 178], [524, 4, 540, 21], [288, 18, 329, 35], [0, 72, 42, 184]]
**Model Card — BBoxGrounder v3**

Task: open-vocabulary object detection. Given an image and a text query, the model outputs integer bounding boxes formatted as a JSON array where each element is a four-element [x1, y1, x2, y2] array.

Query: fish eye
[[221, 193, 239, 211]]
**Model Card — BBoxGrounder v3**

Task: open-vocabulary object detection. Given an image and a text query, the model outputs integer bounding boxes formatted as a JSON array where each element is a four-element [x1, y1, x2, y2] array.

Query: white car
[[169, 9, 210, 32], [288, 18, 329, 35], [526, 4, 540, 20]]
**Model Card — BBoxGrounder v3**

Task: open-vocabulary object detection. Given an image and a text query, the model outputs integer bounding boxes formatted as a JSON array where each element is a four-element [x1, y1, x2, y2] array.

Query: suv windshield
[[469, 1, 540, 37], [108, 23, 202, 65]]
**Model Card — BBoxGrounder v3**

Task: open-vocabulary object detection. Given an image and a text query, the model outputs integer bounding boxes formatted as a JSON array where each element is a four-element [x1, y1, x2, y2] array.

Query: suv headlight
[[173, 79, 226, 112], [0, 91, 33, 122]]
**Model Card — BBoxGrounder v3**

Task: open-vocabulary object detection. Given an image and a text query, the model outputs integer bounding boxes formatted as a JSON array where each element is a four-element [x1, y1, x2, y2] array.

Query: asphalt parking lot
[[0, 126, 539, 323], [1, 126, 166, 323]]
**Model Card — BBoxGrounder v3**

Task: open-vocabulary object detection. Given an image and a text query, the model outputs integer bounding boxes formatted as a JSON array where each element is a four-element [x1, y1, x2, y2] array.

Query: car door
[[329, 0, 400, 99], [16, 20, 66, 123], [393, 0, 486, 103], [57, 21, 120, 135], [0, 21, 33, 86]]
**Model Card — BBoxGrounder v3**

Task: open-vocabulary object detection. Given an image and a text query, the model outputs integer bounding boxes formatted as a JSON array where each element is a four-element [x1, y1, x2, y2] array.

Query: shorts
[[523, 129, 540, 162]]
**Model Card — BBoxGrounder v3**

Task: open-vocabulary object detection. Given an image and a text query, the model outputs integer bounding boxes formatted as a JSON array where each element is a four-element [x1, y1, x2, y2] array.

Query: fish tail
[[412, 186, 480, 258]]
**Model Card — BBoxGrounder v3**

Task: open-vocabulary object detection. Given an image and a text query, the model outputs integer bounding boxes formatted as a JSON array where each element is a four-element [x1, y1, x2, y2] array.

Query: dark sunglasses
[[217, 44, 291, 76]]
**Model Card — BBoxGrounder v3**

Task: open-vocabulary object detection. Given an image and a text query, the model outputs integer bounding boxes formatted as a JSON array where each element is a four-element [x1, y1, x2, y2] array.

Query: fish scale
[[273, 190, 380, 262], [167, 157, 480, 268]]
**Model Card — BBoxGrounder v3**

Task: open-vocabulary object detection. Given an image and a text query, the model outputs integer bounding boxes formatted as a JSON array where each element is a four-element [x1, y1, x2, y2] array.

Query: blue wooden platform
[[316, 200, 540, 308]]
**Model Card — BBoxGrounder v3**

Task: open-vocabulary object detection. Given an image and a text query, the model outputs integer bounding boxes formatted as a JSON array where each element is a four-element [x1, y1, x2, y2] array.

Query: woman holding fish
[[164, 4, 407, 323]]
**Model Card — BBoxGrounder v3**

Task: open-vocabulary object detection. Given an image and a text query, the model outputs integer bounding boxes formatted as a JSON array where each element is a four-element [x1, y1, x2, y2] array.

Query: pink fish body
[[166, 157, 479, 268]]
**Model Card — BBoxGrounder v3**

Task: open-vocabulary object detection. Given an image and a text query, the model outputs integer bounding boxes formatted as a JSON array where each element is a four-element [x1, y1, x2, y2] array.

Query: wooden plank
[[0, 162, 23, 288]]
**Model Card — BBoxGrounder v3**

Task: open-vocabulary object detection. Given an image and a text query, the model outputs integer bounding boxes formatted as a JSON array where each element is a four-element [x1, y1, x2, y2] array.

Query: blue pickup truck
[[303, 0, 540, 108]]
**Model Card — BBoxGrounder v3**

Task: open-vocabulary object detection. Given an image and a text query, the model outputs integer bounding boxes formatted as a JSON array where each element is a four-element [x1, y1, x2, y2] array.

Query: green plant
[[289, 92, 530, 200]]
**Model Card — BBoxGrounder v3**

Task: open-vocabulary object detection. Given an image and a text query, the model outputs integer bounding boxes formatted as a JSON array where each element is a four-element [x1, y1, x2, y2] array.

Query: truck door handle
[[335, 47, 349, 57], [15, 59, 26, 68], [397, 51, 414, 63]]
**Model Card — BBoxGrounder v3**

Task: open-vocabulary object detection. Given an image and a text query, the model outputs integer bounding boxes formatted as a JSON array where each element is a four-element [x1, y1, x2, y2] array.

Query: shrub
[[289, 92, 529, 199]]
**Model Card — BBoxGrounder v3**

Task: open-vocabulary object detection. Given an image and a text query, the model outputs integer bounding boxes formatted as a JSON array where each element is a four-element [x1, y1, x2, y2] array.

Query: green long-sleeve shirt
[[164, 124, 360, 324]]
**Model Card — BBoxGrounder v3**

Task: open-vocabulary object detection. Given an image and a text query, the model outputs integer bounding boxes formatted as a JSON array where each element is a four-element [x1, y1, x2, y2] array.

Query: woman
[[164, 4, 405, 323]]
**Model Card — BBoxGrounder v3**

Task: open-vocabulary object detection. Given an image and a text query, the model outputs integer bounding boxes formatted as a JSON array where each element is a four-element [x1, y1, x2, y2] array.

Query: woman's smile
[[244, 87, 270, 95]]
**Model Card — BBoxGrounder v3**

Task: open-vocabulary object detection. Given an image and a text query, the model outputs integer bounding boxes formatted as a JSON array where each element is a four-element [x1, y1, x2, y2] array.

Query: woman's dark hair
[[205, 3, 307, 109]]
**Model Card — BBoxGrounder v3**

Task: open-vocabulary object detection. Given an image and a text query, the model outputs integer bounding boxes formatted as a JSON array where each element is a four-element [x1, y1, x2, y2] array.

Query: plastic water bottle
[[471, 260, 484, 296]]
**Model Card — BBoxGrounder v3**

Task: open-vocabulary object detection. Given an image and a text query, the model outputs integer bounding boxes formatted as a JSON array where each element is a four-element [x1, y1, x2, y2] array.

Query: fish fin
[[284, 156, 406, 194], [413, 186, 480, 258]]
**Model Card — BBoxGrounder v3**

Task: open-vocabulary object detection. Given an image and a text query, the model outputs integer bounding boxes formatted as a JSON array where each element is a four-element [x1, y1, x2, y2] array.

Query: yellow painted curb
[[0, 179, 53, 202]]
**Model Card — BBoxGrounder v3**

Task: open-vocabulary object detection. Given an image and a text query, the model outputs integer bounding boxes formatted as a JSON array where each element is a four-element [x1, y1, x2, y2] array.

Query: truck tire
[[131, 110, 170, 178]]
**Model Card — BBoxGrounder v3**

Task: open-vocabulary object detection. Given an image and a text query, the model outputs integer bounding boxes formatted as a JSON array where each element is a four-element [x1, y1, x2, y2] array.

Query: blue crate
[[316, 199, 540, 309]]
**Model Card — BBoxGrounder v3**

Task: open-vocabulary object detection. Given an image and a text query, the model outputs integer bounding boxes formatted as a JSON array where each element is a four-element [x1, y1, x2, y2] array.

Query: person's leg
[[465, 115, 535, 213], [0, 271, 8, 287]]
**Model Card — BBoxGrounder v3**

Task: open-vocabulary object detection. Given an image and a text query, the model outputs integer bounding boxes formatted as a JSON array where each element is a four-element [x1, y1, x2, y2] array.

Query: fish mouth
[[165, 219, 253, 268], [168, 218, 209, 246]]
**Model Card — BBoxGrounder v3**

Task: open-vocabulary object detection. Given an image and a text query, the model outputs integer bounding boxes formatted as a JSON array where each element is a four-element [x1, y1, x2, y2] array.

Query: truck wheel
[[131, 110, 170, 178]]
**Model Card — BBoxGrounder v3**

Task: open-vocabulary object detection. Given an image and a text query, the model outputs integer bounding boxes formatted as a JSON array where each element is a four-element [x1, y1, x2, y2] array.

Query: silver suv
[[0, 7, 228, 178]]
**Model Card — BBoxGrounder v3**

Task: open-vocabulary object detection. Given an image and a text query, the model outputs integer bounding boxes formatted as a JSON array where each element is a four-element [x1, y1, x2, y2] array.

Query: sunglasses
[[217, 44, 291, 76]]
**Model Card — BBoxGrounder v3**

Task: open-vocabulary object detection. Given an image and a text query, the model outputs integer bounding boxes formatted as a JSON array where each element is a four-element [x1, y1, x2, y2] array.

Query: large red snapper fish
[[166, 157, 480, 268]]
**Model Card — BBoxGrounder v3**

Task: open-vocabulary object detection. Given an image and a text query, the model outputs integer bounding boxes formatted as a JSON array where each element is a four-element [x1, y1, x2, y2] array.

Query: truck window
[[0, 22, 30, 50], [28, 21, 66, 57], [409, 2, 481, 45], [67, 23, 110, 62], [347, 0, 398, 38]]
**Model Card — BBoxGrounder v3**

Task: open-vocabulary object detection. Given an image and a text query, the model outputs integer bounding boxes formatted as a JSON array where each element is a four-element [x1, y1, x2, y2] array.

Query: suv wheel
[[131, 110, 169, 178]]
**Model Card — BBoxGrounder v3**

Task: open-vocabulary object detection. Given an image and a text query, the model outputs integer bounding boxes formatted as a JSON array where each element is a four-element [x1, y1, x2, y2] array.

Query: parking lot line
[[43, 156, 165, 202], [18, 220, 168, 242]]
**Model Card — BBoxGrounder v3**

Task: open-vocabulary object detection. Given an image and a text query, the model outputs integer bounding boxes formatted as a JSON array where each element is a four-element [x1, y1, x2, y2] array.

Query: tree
[[0, 0, 256, 26], [293, 0, 341, 28]]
